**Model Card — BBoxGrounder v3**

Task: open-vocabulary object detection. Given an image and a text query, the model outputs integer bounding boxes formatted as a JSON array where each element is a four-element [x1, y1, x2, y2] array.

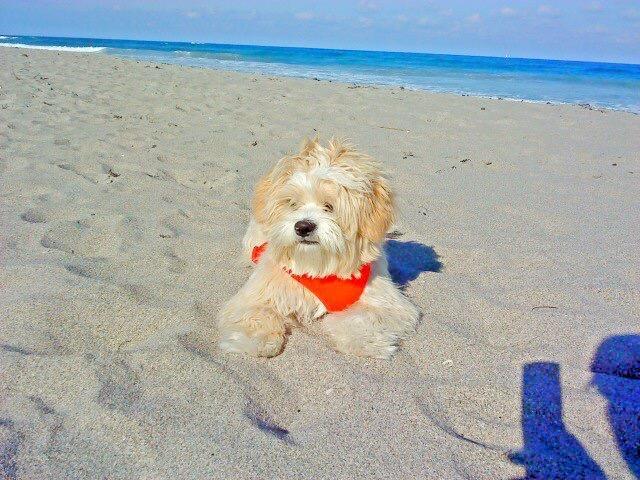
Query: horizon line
[[3, 32, 640, 67]]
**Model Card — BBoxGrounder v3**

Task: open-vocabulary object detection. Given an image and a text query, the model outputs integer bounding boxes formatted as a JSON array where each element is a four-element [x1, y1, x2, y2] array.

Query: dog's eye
[[323, 203, 334, 213], [288, 199, 298, 209]]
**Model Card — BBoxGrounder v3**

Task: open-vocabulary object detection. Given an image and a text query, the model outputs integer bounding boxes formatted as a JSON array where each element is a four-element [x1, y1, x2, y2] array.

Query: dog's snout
[[294, 219, 316, 237]]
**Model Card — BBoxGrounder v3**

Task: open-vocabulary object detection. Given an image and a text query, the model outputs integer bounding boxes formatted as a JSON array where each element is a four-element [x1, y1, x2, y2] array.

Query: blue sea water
[[2, 35, 639, 113]]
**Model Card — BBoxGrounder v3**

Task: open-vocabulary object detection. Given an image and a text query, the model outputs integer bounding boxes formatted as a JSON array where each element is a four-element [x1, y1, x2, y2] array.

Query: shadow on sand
[[511, 335, 640, 479], [509, 362, 606, 479], [384, 240, 442, 287], [591, 335, 640, 479]]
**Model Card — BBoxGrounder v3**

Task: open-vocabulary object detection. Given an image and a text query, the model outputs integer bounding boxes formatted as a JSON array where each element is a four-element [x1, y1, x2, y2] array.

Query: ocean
[[2, 35, 639, 113]]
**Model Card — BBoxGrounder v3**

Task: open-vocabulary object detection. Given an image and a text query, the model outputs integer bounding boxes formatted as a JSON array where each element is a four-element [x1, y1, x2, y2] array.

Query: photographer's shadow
[[384, 240, 442, 287], [591, 335, 640, 478], [511, 336, 640, 479], [510, 362, 606, 479]]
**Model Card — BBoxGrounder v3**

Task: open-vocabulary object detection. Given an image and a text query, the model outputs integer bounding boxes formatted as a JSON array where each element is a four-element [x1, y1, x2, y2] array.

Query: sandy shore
[[1, 47, 639, 479]]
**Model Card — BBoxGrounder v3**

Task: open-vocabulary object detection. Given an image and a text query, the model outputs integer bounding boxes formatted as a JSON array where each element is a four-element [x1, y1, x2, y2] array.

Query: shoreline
[[105, 52, 640, 115], [2, 40, 639, 114], [119, 54, 640, 115]]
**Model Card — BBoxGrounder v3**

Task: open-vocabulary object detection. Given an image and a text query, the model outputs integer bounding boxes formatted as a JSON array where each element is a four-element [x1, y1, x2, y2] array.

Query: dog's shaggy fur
[[218, 139, 419, 358]]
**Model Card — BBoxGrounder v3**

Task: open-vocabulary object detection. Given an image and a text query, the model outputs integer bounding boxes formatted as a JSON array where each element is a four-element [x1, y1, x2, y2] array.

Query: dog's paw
[[324, 324, 400, 359], [332, 338, 399, 359], [322, 311, 401, 359], [362, 342, 398, 359], [219, 329, 285, 358]]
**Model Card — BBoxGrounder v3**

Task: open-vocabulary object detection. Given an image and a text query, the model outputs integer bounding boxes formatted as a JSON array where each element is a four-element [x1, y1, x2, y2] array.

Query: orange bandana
[[251, 243, 370, 313]]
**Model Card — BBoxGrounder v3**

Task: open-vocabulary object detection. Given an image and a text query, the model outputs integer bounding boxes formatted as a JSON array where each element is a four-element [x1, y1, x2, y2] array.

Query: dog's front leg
[[218, 301, 288, 357], [322, 306, 400, 359], [321, 278, 419, 359]]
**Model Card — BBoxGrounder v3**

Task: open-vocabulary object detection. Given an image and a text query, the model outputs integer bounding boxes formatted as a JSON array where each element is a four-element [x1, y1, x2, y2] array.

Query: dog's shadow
[[384, 240, 442, 287]]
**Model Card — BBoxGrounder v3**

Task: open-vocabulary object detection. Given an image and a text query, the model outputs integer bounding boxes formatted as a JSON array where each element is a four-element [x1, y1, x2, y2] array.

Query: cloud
[[500, 7, 516, 17], [358, 16, 373, 28], [614, 30, 640, 46], [466, 13, 481, 23], [622, 8, 640, 21], [184, 11, 200, 19], [294, 12, 314, 21], [585, 2, 603, 13], [537, 5, 560, 17], [587, 25, 608, 34], [358, 0, 378, 12]]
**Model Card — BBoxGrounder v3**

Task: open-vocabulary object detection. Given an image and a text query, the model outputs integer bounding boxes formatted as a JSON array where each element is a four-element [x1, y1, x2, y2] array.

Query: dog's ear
[[252, 170, 273, 225], [326, 138, 350, 162], [253, 155, 296, 224], [360, 176, 394, 244], [299, 137, 321, 157]]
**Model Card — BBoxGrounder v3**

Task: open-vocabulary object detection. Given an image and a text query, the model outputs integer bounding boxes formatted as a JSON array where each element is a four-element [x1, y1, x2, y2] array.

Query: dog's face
[[253, 140, 394, 278]]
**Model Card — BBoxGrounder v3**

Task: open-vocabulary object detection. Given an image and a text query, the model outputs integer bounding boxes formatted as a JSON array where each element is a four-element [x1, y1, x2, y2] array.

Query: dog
[[217, 139, 419, 358]]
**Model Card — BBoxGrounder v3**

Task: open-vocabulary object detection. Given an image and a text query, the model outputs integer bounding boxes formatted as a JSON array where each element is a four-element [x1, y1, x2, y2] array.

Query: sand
[[1, 47, 639, 479]]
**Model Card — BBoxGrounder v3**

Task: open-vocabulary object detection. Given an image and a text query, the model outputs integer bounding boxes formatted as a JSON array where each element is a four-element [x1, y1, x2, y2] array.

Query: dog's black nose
[[294, 220, 316, 237]]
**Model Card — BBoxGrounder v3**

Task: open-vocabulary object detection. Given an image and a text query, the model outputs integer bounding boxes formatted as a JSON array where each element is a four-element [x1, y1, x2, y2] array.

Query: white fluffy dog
[[218, 139, 419, 358]]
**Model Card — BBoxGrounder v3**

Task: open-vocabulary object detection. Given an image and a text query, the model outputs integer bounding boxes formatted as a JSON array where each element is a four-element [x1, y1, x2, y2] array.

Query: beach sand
[[1, 47, 639, 479]]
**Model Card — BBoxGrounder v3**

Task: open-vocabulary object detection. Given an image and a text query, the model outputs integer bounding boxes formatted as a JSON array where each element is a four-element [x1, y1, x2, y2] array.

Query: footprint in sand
[[20, 208, 49, 224], [41, 217, 123, 258], [64, 263, 97, 280], [180, 334, 301, 443], [63, 260, 113, 283], [56, 163, 101, 185], [163, 247, 187, 274], [95, 358, 143, 414]]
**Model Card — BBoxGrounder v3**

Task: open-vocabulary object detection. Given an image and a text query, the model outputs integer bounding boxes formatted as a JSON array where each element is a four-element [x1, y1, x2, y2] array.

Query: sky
[[1, 0, 639, 64]]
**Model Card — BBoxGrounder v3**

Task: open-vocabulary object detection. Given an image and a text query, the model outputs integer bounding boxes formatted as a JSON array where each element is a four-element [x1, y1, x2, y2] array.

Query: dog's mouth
[[299, 239, 319, 245]]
